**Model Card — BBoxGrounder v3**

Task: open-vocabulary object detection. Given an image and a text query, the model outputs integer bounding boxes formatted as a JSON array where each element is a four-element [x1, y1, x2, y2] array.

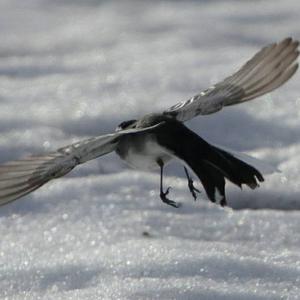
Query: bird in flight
[[0, 38, 298, 207]]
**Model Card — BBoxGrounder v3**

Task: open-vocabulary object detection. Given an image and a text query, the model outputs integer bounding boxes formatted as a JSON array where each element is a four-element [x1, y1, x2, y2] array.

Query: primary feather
[[164, 37, 299, 121]]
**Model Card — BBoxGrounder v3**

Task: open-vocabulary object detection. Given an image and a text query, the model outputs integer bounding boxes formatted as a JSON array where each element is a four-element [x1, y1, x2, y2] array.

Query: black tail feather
[[189, 145, 265, 205], [208, 145, 264, 189], [156, 121, 265, 206], [191, 160, 227, 206], [187, 143, 264, 206]]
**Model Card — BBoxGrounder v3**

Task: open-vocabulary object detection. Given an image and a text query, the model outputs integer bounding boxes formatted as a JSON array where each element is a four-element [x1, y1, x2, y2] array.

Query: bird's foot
[[187, 178, 201, 201], [160, 187, 181, 208]]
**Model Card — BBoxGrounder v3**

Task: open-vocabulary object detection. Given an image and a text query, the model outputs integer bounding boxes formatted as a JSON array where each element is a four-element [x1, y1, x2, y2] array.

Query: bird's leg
[[184, 167, 201, 201], [157, 159, 180, 208]]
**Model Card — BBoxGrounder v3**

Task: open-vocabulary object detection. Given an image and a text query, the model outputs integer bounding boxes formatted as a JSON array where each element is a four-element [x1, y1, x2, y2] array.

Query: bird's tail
[[188, 143, 264, 206], [176, 134, 265, 206], [156, 121, 266, 206]]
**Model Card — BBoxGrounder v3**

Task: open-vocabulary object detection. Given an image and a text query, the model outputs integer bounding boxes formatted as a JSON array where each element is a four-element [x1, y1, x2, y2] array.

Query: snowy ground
[[0, 0, 300, 299]]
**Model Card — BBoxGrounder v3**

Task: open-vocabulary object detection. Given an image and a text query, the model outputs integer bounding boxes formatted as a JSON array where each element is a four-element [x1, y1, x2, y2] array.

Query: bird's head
[[115, 119, 137, 132]]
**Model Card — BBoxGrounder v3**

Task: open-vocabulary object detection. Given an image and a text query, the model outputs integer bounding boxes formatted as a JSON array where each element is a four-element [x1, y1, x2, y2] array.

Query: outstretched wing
[[0, 124, 163, 206], [164, 37, 299, 122]]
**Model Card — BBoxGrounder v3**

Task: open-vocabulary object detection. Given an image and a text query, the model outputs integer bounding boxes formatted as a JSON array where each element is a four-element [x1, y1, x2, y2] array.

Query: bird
[[0, 37, 298, 208]]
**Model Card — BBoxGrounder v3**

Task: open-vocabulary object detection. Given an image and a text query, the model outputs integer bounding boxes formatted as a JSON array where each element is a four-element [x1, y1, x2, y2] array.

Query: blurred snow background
[[0, 0, 300, 299]]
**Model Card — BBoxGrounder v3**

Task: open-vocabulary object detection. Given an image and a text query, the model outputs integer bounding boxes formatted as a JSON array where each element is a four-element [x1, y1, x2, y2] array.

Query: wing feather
[[164, 38, 299, 121], [0, 123, 164, 206]]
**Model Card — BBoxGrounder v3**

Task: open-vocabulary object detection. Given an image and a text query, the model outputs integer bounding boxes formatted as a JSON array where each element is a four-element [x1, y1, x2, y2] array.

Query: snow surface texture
[[0, 0, 300, 299]]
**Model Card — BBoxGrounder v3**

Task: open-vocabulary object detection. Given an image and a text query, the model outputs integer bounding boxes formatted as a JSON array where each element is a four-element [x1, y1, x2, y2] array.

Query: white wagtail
[[0, 38, 298, 207]]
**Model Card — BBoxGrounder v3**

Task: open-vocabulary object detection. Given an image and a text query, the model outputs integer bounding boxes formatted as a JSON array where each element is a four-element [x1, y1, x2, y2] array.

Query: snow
[[0, 0, 300, 299]]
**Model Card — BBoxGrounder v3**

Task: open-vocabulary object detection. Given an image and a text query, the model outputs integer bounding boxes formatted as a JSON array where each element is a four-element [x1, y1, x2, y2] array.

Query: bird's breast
[[116, 133, 173, 170]]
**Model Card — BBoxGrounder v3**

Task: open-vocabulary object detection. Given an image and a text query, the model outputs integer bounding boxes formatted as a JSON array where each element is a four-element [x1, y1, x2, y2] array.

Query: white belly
[[116, 134, 173, 170]]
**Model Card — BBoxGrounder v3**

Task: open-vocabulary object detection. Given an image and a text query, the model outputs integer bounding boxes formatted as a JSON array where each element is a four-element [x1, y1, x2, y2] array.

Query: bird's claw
[[188, 179, 201, 201], [165, 186, 171, 195], [160, 187, 181, 208]]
